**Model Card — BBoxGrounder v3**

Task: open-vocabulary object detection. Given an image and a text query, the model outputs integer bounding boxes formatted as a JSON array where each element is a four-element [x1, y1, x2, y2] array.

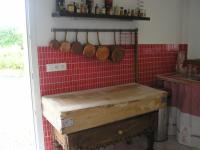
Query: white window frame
[[25, 0, 45, 149]]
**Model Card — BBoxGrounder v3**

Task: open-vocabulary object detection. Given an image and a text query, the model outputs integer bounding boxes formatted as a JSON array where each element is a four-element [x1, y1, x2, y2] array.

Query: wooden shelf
[[52, 12, 150, 21]]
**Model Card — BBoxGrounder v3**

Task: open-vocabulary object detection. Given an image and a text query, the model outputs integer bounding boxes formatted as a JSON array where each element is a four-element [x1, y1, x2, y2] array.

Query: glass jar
[[95, 4, 100, 14], [131, 9, 135, 16], [120, 7, 124, 16], [114, 6, 120, 15], [128, 9, 131, 16], [101, 7, 106, 14], [67, 3, 75, 13]]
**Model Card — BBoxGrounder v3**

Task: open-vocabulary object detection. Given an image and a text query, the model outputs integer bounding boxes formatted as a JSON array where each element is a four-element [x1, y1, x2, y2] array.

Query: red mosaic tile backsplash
[[38, 43, 187, 150], [138, 44, 187, 86], [38, 45, 135, 96]]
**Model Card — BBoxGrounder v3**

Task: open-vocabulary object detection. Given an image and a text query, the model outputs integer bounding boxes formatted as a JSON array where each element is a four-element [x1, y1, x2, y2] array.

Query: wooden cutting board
[[42, 83, 167, 134]]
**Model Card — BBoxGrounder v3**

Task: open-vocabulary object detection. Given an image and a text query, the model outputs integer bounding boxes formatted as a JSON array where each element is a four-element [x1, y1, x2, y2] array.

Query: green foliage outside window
[[0, 27, 23, 47], [0, 27, 24, 70]]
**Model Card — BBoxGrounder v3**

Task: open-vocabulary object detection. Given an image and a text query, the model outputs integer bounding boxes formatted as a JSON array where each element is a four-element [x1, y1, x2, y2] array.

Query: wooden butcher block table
[[42, 83, 167, 150]]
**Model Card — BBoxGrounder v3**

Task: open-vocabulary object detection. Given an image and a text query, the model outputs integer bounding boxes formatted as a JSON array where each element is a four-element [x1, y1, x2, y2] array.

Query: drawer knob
[[118, 130, 123, 135]]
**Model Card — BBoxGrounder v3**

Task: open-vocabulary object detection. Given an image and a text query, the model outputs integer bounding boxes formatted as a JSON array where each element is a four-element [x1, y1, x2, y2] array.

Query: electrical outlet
[[46, 63, 67, 72]]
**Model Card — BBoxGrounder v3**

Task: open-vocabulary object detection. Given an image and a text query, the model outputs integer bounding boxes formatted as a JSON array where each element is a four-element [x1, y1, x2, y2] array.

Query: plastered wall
[[34, 0, 186, 46], [187, 0, 200, 59]]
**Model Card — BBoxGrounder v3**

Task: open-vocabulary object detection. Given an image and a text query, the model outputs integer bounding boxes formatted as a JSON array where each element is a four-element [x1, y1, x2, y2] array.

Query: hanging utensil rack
[[51, 28, 139, 82]]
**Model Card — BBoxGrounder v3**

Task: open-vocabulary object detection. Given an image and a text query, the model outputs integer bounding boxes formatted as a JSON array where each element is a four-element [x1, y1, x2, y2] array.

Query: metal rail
[[51, 28, 138, 33], [134, 30, 139, 83]]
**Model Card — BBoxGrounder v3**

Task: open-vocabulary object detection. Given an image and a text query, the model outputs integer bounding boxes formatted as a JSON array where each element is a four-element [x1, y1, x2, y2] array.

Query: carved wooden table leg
[[146, 112, 156, 150], [146, 128, 155, 150], [53, 130, 63, 150]]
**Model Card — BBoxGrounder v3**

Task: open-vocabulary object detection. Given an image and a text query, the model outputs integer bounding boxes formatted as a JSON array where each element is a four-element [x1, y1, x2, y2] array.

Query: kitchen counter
[[157, 73, 200, 87], [42, 83, 167, 135], [157, 73, 200, 149]]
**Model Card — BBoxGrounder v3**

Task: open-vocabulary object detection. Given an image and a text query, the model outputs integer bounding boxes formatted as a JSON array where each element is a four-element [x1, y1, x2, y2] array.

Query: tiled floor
[[104, 136, 199, 150]]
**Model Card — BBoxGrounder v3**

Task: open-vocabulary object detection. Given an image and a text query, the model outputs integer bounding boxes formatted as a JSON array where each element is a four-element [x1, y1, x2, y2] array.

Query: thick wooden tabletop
[[42, 83, 167, 134]]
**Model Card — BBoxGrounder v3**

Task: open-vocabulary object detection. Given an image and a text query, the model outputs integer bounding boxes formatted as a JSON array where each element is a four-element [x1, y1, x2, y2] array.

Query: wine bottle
[[86, 0, 92, 14], [105, 0, 112, 15]]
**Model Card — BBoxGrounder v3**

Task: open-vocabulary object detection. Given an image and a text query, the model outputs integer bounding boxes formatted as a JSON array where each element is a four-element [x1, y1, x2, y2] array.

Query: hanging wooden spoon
[[71, 32, 83, 54], [96, 32, 110, 61], [109, 32, 124, 63], [60, 31, 71, 52], [49, 31, 60, 49], [83, 32, 96, 58]]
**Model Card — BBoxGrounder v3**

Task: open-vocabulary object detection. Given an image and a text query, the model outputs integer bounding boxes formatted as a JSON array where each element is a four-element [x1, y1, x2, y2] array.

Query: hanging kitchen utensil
[[49, 31, 60, 49], [96, 32, 110, 61], [71, 32, 83, 54], [60, 31, 71, 52], [83, 32, 96, 58], [109, 32, 124, 63]]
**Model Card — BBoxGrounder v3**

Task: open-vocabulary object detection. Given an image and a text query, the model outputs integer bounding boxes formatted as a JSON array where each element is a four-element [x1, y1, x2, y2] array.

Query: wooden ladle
[[71, 32, 83, 54], [96, 32, 110, 61], [60, 31, 71, 52], [109, 32, 124, 63], [83, 32, 96, 58], [49, 31, 60, 49]]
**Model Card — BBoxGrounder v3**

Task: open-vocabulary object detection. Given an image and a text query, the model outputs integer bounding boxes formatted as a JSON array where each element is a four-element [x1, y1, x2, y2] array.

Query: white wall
[[180, 0, 189, 44], [187, 0, 200, 59], [137, 0, 184, 44], [34, 0, 186, 46]]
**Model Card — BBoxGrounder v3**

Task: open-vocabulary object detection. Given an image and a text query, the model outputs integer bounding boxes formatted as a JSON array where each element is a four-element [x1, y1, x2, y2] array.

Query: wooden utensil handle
[[86, 32, 89, 44], [65, 32, 67, 41], [97, 32, 101, 46], [130, 32, 133, 45], [120, 31, 122, 45], [114, 32, 117, 46], [54, 32, 56, 40], [76, 32, 78, 42]]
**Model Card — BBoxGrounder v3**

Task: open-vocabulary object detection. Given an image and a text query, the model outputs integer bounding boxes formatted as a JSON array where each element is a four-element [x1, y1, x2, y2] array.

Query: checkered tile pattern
[[38, 43, 187, 150], [38, 45, 135, 96]]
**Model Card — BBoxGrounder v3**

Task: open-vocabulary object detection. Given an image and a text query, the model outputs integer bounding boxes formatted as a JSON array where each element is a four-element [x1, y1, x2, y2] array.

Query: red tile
[[38, 43, 188, 150]]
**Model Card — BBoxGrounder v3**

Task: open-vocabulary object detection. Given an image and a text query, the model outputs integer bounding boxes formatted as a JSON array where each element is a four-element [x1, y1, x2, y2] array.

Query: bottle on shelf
[[128, 9, 131, 16], [131, 9, 135, 16], [120, 7, 124, 16], [84, 4, 88, 14], [101, 7, 106, 14], [109, 8, 113, 15], [74, 2, 77, 13], [67, 2, 75, 13], [124, 9, 128, 16], [76, 3, 81, 13], [86, 0, 92, 14], [56, 0, 65, 12], [114, 6, 120, 16], [105, 0, 112, 15], [136, 0, 146, 17], [80, 3, 84, 13], [95, 4, 100, 14]]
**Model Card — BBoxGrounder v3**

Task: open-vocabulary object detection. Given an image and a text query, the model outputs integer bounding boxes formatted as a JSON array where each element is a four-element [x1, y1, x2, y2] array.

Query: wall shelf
[[52, 12, 150, 21]]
